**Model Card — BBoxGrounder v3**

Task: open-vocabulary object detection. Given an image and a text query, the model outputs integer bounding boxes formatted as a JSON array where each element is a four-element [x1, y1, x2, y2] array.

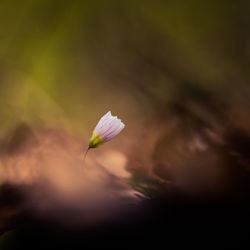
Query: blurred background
[[1, 0, 250, 248]]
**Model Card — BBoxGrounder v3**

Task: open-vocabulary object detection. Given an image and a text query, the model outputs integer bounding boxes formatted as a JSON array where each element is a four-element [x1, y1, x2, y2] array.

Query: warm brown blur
[[0, 124, 142, 225]]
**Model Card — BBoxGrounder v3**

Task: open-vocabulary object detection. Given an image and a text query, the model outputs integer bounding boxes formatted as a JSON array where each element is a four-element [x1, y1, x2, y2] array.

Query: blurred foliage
[[0, 0, 250, 136]]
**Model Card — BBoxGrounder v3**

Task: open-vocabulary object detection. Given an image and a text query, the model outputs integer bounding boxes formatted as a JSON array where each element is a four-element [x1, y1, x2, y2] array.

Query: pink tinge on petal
[[100, 124, 113, 137], [100, 122, 117, 139], [105, 119, 121, 135], [99, 117, 117, 135], [95, 111, 112, 133], [103, 123, 125, 142], [94, 114, 109, 132]]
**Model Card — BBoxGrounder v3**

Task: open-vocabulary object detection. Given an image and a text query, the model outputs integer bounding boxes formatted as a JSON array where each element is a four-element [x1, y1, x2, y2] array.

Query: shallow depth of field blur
[[1, 0, 250, 247]]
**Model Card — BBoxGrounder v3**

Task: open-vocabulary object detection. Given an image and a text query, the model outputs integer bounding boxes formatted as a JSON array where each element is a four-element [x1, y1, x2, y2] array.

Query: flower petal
[[94, 111, 112, 133], [103, 122, 125, 142]]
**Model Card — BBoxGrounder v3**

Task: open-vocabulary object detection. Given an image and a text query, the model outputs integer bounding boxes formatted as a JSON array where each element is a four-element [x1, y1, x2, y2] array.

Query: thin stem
[[83, 146, 90, 161]]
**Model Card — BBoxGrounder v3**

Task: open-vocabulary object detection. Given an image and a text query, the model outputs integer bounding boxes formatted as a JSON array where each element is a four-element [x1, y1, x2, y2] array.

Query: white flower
[[88, 111, 125, 149]]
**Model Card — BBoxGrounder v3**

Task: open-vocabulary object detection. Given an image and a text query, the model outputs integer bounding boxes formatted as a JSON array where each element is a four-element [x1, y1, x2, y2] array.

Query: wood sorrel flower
[[84, 111, 125, 159]]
